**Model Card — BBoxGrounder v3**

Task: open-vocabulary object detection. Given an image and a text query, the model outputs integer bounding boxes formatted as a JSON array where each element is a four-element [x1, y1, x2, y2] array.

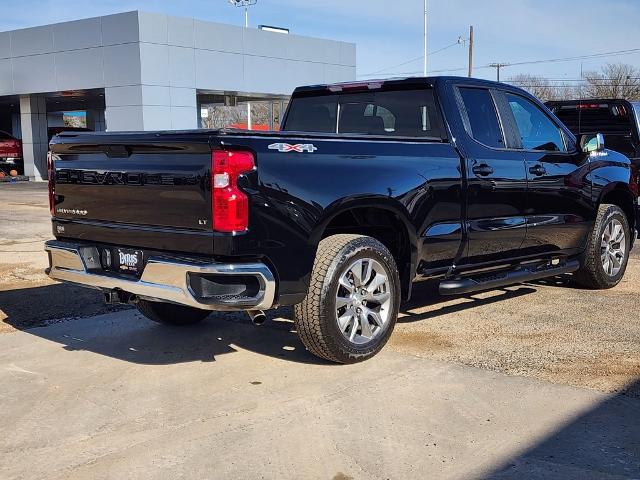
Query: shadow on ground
[[482, 378, 640, 479], [0, 282, 128, 329], [398, 278, 539, 323], [0, 275, 576, 366], [0, 282, 328, 365]]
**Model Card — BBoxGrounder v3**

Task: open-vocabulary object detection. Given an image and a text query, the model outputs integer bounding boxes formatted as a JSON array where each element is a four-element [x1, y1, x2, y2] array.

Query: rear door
[[455, 86, 528, 265], [502, 92, 593, 255]]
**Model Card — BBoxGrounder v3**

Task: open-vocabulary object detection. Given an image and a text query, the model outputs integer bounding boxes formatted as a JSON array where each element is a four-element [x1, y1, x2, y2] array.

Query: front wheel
[[574, 203, 631, 289], [294, 234, 401, 364], [136, 299, 211, 326]]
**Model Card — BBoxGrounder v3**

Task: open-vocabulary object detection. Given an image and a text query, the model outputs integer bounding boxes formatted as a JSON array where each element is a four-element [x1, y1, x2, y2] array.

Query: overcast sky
[[2, 0, 639, 83]]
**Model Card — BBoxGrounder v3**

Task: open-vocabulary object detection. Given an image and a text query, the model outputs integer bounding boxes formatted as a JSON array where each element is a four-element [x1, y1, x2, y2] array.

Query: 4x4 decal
[[268, 143, 318, 153]]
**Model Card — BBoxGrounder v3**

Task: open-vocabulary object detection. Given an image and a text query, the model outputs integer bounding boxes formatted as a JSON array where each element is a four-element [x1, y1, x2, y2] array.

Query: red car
[[0, 130, 23, 175]]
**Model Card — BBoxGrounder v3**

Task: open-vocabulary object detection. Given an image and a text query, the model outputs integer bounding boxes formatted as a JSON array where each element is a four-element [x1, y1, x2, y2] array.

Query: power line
[[359, 65, 469, 78], [515, 77, 640, 82], [361, 56, 423, 77], [504, 48, 640, 68], [359, 47, 640, 79], [513, 84, 640, 88], [358, 41, 463, 77]]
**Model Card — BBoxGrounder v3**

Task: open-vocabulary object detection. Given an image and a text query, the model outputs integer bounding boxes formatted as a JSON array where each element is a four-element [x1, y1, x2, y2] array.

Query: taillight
[[211, 150, 255, 232], [47, 151, 55, 216]]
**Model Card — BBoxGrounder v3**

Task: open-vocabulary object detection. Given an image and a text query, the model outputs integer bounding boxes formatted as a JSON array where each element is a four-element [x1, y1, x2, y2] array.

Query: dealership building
[[0, 11, 357, 180]]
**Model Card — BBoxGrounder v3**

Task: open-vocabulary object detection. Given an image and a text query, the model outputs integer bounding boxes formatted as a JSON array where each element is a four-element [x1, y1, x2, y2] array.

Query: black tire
[[574, 203, 631, 289], [294, 234, 401, 364], [136, 299, 210, 326]]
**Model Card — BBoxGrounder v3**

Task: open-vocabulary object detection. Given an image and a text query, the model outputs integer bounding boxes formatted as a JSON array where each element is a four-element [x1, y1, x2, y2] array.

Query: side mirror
[[580, 133, 605, 154]]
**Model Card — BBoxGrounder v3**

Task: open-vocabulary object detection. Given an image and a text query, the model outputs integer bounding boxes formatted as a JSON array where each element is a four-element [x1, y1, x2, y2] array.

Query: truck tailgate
[[50, 132, 214, 252]]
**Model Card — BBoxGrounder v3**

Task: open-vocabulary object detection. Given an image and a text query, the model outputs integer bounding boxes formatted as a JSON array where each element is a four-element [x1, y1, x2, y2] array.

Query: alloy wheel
[[335, 258, 393, 345], [601, 218, 626, 277]]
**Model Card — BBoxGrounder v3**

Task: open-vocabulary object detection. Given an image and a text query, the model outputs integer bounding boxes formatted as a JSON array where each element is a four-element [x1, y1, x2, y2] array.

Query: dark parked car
[[547, 99, 640, 189], [0, 130, 23, 175], [45, 77, 636, 363]]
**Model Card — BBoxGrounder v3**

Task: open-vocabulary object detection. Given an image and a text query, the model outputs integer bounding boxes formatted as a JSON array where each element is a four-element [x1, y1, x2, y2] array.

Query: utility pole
[[489, 62, 509, 82], [467, 25, 474, 78], [423, 0, 428, 76]]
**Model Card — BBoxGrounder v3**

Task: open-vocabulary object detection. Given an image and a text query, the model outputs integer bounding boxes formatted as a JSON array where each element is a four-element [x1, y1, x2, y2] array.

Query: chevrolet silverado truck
[[46, 77, 636, 363]]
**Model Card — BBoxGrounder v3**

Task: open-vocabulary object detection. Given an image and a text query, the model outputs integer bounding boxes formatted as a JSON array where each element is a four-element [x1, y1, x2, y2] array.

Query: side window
[[459, 88, 504, 148], [506, 94, 566, 152]]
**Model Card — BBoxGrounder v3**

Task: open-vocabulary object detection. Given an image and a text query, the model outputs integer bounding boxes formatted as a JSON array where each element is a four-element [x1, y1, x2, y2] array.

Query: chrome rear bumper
[[45, 240, 276, 311]]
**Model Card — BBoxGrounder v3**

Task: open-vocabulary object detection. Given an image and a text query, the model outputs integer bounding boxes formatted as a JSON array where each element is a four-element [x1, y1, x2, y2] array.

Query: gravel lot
[[1, 182, 638, 395]]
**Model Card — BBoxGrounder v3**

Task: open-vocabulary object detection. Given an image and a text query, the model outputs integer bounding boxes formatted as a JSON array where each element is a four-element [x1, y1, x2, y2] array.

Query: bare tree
[[201, 102, 275, 130], [580, 63, 640, 100], [201, 105, 239, 129], [508, 74, 564, 102]]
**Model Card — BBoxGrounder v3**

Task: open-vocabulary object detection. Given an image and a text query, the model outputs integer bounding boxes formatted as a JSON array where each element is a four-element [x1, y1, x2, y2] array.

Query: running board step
[[439, 259, 580, 296]]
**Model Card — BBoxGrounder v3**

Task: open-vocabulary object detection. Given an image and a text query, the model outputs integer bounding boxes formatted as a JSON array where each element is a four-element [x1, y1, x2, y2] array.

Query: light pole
[[228, 0, 258, 129], [228, 0, 257, 28], [423, 0, 428, 76], [467, 26, 474, 78]]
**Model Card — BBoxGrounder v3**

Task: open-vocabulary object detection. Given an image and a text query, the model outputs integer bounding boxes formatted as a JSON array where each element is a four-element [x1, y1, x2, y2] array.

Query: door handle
[[472, 164, 494, 177], [529, 164, 547, 176]]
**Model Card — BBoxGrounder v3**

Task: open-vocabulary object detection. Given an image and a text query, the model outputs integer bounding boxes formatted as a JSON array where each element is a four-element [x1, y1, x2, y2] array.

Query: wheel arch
[[310, 197, 419, 301], [598, 182, 636, 232]]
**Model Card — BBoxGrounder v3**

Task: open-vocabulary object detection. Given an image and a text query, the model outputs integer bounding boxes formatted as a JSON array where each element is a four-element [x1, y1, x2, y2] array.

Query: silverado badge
[[268, 143, 318, 153]]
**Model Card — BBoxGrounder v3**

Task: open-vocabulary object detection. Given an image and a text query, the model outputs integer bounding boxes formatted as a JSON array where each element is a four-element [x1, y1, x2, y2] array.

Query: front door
[[457, 86, 528, 265], [502, 92, 593, 256]]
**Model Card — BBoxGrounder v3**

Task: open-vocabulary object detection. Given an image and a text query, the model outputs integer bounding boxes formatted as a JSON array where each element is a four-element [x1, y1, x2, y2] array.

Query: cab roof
[[292, 76, 509, 95]]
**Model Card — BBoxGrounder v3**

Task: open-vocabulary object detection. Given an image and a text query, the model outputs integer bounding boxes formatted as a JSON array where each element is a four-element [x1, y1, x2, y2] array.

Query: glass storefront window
[[198, 94, 289, 131]]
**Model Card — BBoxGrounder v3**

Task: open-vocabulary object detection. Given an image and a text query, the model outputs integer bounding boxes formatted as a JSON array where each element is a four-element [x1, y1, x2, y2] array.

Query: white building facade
[[0, 11, 356, 179]]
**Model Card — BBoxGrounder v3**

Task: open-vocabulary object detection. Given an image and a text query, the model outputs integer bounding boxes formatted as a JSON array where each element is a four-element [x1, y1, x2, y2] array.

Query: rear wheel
[[574, 203, 631, 289], [136, 299, 210, 326], [294, 234, 400, 364]]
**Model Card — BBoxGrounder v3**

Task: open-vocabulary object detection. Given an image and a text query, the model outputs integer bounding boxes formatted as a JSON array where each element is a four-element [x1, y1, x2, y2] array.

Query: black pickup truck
[[46, 77, 636, 363], [547, 99, 640, 188]]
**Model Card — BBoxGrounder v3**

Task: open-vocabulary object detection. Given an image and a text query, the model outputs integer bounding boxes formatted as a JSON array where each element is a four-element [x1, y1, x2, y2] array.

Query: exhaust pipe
[[104, 289, 138, 305], [247, 310, 267, 326]]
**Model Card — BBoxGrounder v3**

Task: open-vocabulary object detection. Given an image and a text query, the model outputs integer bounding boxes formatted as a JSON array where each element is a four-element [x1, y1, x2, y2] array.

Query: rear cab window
[[282, 86, 445, 140], [282, 96, 338, 133]]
